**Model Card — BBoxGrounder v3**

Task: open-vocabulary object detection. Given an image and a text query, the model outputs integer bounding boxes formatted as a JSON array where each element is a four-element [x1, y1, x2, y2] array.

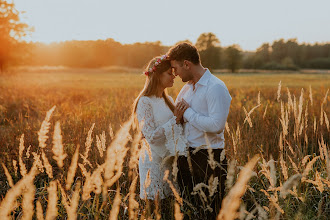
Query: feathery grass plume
[[320, 104, 324, 126], [0, 164, 38, 219], [32, 152, 44, 172], [287, 87, 293, 111], [218, 155, 259, 220], [42, 150, 53, 178], [109, 123, 114, 140], [59, 181, 81, 220], [208, 175, 219, 197], [225, 122, 230, 135], [21, 181, 36, 220], [91, 164, 105, 194], [288, 155, 299, 173], [301, 155, 311, 167], [324, 110, 329, 131], [279, 153, 288, 181], [220, 149, 226, 162], [46, 181, 58, 220], [163, 170, 183, 205], [259, 157, 272, 186], [191, 182, 209, 203], [257, 91, 261, 105], [19, 134, 27, 177], [96, 134, 103, 157], [128, 176, 139, 220], [104, 117, 132, 190], [297, 88, 304, 127], [309, 85, 313, 106], [82, 164, 105, 200], [315, 171, 324, 192], [174, 201, 183, 220], [205, 134, 220, 169], [226, 159, 236, 190], [280, 174, 302, 198], [144, 169, 151, 190], [263, 103, 268, 119], [268, 158, 276, 188], [36, 200, 44, 220], [12, 160, 18, 177], [83, 123, 95, 166], [277, 81, 281, 102], [279, 105, 288, 137], [322, 89, 329, 105], [192, 145, 205, 154], [101, 130, 106, 151], [243, 105, 261, 128], [26, 145, 31, 158], [172, 152, 179, 182], [81, 172, 92, 201], [293, 95, 297, 123], [304, 102, 309, 129], [38, 106, 56, 149], [52, 121, 67, 168], [128, 131, 142, 178], [260, 189, 284, 215], [1, 163, 14, 187], [79, 153, 93, 168], [318, 139, 325, 160], [78, 163, 89, 177], [186, 149, 193, 173], [302, 156, 320, 179], [66, 145, 80, 190], [109, 187, 122, 220]]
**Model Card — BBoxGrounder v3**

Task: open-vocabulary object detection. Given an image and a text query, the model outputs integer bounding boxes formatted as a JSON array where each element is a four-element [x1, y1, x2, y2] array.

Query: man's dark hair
[[167, 43, 200, 65]]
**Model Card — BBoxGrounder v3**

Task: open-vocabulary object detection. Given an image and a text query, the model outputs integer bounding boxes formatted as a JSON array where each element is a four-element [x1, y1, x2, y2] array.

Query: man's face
[[170, 60, 191, 82]]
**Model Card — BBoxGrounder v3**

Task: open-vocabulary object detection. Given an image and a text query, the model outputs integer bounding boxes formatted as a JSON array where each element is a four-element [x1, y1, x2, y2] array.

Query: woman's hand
[[174, 100, 189, 124]]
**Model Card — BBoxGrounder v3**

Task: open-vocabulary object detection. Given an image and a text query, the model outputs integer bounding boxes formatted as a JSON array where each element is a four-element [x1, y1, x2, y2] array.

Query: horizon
[[14, 0, 330, 51]]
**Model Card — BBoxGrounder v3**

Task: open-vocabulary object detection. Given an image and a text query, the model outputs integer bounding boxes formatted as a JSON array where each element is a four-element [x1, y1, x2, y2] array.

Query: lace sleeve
[[136, 97, 165, 145], [137, 96, 187, 157]]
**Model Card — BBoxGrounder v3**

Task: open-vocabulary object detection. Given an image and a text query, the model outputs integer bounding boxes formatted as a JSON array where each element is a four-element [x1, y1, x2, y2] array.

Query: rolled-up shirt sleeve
[[183, 84, 231, 133]]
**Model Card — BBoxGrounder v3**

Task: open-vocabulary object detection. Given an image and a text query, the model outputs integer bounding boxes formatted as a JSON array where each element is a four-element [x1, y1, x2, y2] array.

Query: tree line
[[1, 1, 330, 73]]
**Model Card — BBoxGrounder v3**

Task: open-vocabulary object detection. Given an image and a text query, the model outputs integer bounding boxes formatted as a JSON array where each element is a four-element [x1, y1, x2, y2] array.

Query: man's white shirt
[[175, 69, 232, 149]]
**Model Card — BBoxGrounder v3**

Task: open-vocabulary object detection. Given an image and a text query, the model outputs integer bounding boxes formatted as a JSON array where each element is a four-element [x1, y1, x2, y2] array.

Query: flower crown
[[144, 54, 168, 76]]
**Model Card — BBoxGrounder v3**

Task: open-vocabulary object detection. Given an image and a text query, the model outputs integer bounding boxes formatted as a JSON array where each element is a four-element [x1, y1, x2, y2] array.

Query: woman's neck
[[155, 87, 164, 97]]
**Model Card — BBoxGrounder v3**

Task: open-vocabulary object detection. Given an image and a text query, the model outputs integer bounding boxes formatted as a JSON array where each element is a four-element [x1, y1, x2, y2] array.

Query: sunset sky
[[15, 0, 330, 51]]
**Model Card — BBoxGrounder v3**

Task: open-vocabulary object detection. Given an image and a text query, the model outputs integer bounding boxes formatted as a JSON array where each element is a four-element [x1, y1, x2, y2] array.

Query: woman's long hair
[[132, 56, 175, 127]]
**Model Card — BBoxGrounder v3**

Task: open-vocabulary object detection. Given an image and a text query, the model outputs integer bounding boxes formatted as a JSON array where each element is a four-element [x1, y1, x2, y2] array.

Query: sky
[[14, 0, 330, 51]]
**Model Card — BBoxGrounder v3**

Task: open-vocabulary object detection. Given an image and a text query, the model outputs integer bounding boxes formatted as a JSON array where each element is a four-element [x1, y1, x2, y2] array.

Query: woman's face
[[159, 68, 175, 88]]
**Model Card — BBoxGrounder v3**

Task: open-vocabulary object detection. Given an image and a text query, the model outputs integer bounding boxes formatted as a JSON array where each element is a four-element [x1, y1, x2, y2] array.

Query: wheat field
[[0, 69, 329, 219]]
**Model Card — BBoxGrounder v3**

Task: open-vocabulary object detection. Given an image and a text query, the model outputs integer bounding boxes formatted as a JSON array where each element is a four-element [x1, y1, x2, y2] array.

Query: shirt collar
[[196, 68, 211, 86]]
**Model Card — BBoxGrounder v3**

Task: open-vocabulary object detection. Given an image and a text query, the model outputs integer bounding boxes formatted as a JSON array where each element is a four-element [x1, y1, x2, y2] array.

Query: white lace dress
[[136, 95, 187, 200]]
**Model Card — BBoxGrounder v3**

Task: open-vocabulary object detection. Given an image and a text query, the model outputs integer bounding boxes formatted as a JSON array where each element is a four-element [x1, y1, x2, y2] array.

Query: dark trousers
[[177, 147, 227, 219]]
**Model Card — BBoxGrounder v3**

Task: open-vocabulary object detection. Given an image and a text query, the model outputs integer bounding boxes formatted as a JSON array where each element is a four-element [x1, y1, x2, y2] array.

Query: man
[[167, 43, 232, 219]]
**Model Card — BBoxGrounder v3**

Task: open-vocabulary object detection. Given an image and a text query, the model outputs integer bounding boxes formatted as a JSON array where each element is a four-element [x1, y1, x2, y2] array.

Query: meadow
[[0, 68, 329, 219]]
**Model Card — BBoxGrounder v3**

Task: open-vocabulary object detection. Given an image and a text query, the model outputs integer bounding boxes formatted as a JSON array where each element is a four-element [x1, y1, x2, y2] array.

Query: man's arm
[[183, 84, 231, 133]]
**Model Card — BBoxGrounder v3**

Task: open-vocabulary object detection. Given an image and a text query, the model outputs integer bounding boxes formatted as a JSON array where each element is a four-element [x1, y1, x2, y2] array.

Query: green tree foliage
[[225, 45, 242, 73], [242, 38, 330, 70], [195, 32, 222, 69], [0, 0, 30, 72]]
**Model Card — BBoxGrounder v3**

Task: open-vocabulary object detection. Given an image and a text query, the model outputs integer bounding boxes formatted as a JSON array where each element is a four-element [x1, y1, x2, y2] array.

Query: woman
[[132, 55, 188, 202]]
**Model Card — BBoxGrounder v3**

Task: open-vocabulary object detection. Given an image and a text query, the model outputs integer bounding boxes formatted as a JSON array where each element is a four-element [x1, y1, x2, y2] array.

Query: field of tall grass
[[0, 69, 329, 219]]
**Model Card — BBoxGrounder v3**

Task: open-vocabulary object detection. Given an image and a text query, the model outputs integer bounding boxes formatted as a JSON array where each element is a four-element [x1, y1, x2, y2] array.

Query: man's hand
[[174, 100, 189, 124]]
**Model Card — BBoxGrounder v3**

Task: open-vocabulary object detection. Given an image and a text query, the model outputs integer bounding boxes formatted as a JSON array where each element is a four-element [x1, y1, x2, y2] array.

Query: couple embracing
[[132, 43, 232, 219]]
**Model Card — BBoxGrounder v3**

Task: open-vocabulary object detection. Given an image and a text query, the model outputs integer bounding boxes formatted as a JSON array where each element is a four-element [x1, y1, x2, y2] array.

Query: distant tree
[[195, 32, 222, 69], [225, 45, 242, 73], [0, 0, 31, 72]]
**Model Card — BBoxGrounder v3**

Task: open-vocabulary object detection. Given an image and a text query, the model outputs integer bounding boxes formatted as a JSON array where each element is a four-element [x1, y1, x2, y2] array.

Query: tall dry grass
[[0, 72, 329, 219]]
